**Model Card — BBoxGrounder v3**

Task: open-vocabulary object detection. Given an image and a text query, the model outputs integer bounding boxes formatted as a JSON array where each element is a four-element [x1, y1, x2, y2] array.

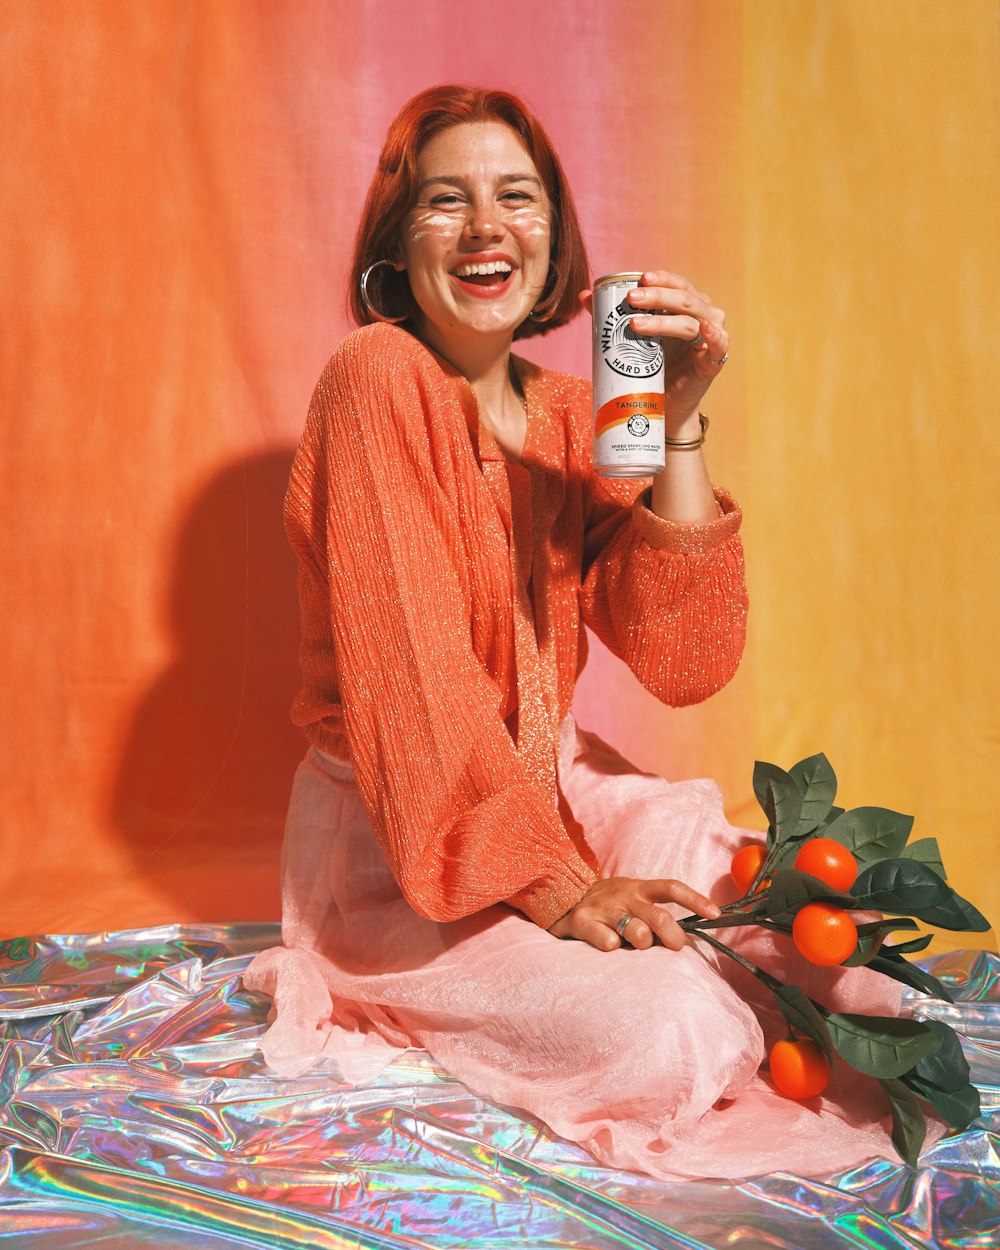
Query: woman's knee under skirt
[[244, 722, 925, 1181]]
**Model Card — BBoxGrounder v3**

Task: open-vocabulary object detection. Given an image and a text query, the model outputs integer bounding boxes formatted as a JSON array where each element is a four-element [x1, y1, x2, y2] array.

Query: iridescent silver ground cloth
[[1, 925, 996, 1248]]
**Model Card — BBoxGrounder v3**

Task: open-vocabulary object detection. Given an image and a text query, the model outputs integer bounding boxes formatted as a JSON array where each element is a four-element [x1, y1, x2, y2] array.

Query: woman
[[246, 85, 904, 1180]]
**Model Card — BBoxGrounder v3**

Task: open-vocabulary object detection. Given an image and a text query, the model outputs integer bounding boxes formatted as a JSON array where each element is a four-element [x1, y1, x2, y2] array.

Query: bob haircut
[[348, 85, 590, 340]]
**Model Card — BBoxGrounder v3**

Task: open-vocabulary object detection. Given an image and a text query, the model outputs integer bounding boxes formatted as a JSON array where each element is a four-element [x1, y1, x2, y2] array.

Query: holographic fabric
[[0, 925, 996, 1248]]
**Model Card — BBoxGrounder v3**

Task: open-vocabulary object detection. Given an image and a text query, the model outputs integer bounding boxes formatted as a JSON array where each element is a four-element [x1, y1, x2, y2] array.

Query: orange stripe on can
[[594, 392, 665, 439]]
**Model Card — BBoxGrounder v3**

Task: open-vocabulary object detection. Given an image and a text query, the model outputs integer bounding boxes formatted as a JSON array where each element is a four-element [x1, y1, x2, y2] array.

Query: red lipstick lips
[[450, 252, 517, 298]]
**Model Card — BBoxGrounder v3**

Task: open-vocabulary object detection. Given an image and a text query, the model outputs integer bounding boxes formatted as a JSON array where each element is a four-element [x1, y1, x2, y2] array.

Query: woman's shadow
[[112, 448, 304, 922]]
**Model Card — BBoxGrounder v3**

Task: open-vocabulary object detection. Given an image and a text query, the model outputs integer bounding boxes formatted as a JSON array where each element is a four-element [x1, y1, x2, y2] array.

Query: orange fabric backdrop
[[3, 1, 996, 947]]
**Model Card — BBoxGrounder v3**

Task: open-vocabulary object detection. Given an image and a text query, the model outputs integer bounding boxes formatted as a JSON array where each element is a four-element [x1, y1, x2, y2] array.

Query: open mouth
[[451, 260, 515, 291]]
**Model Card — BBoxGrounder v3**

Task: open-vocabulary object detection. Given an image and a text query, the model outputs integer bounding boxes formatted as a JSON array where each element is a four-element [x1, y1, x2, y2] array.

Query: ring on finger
[[689, 331, 705, 348], [708, 351, 729, 366], [614, 914, 633, 939]]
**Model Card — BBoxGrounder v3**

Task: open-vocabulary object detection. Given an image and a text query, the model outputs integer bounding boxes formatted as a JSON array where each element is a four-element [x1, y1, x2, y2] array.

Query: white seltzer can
[[592, 272, 665, 477]]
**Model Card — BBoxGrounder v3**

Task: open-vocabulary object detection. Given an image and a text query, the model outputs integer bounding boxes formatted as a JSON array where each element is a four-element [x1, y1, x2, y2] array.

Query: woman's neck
[[468, 355, 526, 463], [417, 322, 526, 459]]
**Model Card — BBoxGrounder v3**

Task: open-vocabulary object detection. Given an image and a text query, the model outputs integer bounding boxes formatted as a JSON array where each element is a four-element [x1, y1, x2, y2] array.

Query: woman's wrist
[[663, 413, 709, 450], [649, 412, 718, 522], [662, 407, 703, 442]]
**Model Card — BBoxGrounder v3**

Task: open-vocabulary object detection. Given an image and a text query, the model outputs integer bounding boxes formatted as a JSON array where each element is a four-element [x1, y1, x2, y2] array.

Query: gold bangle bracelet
[[664, 413, 709, 449]]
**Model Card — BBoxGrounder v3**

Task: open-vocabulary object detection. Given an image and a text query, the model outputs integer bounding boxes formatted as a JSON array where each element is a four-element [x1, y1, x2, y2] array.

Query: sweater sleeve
[[579, 468, 749, 706], [292, 329, 596, 928]]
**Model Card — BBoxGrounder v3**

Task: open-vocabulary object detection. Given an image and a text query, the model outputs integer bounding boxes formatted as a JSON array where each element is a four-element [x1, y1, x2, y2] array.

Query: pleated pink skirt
[[245, 718, 920, 1180]]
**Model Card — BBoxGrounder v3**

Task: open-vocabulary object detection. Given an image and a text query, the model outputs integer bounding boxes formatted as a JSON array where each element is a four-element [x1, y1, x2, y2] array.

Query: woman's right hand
[[548, 876, 721, 952]]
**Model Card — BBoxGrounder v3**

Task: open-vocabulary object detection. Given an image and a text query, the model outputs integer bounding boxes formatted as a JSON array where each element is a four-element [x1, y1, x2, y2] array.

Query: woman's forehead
[[416, 121, 541, 182]]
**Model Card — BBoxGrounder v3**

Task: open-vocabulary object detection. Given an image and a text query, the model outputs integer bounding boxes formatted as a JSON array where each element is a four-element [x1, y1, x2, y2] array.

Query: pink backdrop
[[5, 1, 996, 944]]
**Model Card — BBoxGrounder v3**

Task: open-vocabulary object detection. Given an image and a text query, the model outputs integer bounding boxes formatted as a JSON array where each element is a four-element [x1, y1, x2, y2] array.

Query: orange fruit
[[769, 1036, 831, 1099], [792, 902, 858, 966], [793, 837, 859, 892], [730, 843, 768, 894]]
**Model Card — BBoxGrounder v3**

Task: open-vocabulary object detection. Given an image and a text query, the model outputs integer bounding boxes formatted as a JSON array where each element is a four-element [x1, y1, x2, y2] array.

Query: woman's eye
[[502, 191, 532, 204], [431, 194, 465, 208]]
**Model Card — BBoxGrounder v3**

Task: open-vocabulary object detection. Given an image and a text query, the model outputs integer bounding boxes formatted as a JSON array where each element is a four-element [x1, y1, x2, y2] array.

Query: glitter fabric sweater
[[284, 323, 748, 930]]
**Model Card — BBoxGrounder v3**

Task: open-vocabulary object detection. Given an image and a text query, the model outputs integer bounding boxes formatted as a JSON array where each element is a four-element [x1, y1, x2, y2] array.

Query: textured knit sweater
[[284, 323, 748, 929]]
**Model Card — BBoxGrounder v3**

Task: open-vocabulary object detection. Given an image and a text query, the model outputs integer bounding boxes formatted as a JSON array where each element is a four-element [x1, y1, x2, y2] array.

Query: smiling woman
[[403, 123, 551, 329], [243, 84, 912, 1182], [397, 122, 555, 455], [348, 85, 589, 339]]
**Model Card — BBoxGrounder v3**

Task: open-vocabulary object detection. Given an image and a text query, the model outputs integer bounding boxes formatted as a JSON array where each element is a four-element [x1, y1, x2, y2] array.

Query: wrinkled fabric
[[244, 720, 931, 1182], [0, 925, 996, 1249], [285, 324, 748, 929]]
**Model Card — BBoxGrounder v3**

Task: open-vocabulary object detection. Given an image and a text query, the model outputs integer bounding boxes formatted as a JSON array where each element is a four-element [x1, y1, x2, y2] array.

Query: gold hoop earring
[[360, 260, 408, 325]]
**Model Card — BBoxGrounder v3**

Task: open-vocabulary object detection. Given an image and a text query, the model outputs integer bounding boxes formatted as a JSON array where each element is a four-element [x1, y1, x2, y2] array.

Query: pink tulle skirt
[[244, 718, 917, 1180]]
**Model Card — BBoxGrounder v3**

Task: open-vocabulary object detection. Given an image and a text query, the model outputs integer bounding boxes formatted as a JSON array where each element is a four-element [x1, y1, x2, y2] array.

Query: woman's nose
[[464, 201, 503, 241]]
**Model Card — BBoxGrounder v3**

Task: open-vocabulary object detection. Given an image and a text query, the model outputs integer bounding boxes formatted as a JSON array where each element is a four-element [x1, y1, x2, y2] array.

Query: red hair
[[348, 85, 589, 340]]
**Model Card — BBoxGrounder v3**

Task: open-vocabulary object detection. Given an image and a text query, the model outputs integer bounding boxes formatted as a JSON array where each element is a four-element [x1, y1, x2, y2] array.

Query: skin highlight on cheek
[[408, 209, 463, 244], [508, 209, 550, 238]]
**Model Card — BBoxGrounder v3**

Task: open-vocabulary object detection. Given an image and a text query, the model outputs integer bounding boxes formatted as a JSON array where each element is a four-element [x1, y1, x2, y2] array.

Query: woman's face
[[399, 121, 552, 353]]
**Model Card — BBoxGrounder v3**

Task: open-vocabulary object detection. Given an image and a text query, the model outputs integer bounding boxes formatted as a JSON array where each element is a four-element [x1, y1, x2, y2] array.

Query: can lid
[[594, 272, 643, 289]]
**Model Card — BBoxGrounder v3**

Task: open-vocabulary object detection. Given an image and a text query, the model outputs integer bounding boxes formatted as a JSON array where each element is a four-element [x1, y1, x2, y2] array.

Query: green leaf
[[770, 983, 835, 1062], [764, 869, 855, 926], [885, 932, 934, 955], [788, 753, 837, 835], [908, 1020, 971, 1091], [842, 918, 920, 967], [753, 760, 789, 813], [825, 1012, 937, 1078], [879, 1077, 928, 1167], [854, 858, 951, 913], [855, 859, 991, 931], [823, 807, 914, 868], [821, 805, 846, 828], [904, 1076, 981, 1130], [901, 1022, 979, 1128], [753, 763, 803, 847], [900, 837, 946, 881], [915, 890, 992, 933], [867, 951, 954, 1003]]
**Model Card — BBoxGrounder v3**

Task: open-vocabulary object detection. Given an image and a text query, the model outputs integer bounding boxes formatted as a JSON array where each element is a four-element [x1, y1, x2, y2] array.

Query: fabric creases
[[282, 322, 747, 927], [244, 720, 922, 1182]]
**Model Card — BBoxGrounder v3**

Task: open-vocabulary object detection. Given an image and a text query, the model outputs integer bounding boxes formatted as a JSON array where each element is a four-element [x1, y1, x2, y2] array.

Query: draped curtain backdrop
[[3, 0, 997, 951]]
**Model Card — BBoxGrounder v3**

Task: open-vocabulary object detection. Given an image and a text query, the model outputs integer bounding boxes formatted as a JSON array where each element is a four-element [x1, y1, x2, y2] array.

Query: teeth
[[454, 261, 513, 277]]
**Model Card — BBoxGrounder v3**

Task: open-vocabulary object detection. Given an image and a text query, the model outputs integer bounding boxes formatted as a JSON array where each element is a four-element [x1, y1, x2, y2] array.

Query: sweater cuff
[[504, 851, 597, 929], [631, 486, 742, 555]]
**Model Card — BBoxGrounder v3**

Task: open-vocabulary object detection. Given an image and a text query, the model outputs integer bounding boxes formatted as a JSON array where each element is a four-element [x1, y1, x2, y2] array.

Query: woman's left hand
[[581, 270, 729, 421]]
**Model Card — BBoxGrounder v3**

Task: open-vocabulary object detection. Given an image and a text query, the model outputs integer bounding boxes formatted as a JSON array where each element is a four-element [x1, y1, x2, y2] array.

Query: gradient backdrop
[[3, 1, 997, 951]]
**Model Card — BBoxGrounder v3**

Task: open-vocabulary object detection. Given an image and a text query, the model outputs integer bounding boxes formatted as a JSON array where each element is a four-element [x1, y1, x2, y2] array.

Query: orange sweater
[[284, 324, 748, 929]]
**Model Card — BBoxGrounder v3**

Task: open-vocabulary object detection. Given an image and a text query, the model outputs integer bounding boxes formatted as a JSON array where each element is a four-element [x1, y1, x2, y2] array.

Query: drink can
[[592, 272, 665, 477]]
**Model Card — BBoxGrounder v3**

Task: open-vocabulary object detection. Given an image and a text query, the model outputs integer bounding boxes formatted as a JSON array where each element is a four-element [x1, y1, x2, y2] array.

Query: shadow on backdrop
[[112, 448, 303, 921]]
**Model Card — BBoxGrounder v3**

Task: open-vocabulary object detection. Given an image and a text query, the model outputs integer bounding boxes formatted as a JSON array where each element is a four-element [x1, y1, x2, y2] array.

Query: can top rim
[[594, 272, 643, 288]]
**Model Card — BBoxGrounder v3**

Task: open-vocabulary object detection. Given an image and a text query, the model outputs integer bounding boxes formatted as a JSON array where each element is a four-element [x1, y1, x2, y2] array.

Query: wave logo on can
[[599, 297, 664, 378]]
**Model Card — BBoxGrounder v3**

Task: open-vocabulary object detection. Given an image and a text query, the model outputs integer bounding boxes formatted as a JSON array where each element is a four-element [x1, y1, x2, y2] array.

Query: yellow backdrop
[[2, 1, 996, 952], [742, 0, 1000, 950]]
